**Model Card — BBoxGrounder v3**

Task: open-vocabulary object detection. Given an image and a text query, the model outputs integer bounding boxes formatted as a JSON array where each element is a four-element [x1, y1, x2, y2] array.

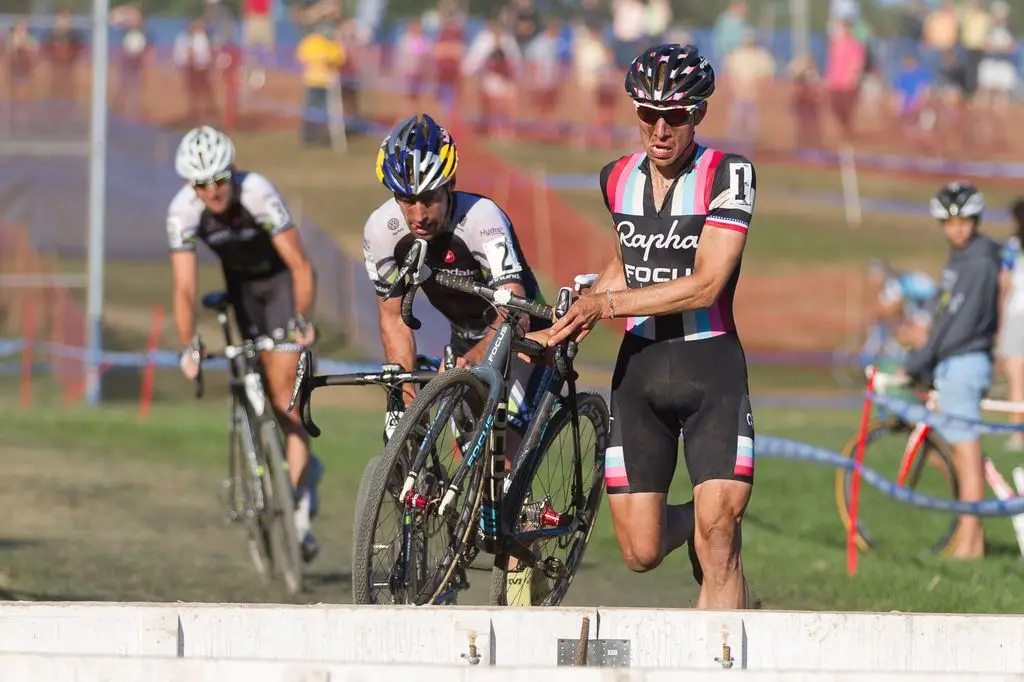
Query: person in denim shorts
[[899, 182, 1001, 559]]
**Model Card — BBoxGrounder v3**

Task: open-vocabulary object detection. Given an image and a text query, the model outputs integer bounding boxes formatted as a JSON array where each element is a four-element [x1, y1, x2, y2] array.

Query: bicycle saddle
[[201, 291, 231, 312]]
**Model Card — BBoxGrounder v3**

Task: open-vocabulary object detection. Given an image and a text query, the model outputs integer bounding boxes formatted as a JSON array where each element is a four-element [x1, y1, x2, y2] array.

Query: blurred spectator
[[829, 0, 860, 22], [2, 22, 38, 130], [896, 0, 926, 61], [891, 53, 932, 140], [576, 0, 602, 30], [998, 198, 1024, 451], [43, 10, 84, 108], [203, 0, 236, 48], [463, 15, 521, 138], [353, 0, 387, 46], [512, 0, 541, 49], [960, 0, 991, 97], [336, 19, 362, 125], [824, 16, 866, 143], [112, 5, 151, 120], [921, 1, 959, 74], [295, 23, 345, 146], [572, 20, 616, 148], [523, 19, 562, 121], [644, 0, 672, 44], [394, 18, 431, 106], [711, 1, 748, 68], [241, 0, 275, 88], [292, 0, 341, 30], [432, 2, 465, 115], [173, 19, 217, 124], [788, 56, 824, 149], [933, 49, 969, 148], [611, 0, 646, 67], [975, 1, 1016, 147], [723, 29, 776, 149]]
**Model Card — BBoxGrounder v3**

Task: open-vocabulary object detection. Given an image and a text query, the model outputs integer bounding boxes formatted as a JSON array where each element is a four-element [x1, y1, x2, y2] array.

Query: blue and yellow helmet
[[376, 114, 458, 196]]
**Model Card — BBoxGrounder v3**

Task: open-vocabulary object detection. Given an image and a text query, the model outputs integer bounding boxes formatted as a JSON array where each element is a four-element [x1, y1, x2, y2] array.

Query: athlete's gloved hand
[[288, 314, 317, 347], [179, 337, 205, 380]]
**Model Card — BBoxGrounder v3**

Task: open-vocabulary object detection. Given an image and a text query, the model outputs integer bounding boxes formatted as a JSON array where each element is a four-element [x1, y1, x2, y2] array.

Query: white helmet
[[174, 126, 235, 184]]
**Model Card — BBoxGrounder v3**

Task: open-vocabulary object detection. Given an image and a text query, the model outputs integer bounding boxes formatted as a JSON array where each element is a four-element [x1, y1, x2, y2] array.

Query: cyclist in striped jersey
[[544, 44, 755, 609]]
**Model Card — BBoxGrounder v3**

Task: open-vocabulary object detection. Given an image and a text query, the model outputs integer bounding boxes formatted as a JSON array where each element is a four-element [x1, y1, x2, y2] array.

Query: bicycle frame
[[391, 246, 592, 580]]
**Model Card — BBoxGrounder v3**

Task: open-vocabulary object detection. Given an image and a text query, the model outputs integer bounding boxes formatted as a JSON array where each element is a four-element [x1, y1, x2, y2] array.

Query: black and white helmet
[[930, 182, 985, 220], [624, 44, 715, 107], [175, 126, 235, 184]]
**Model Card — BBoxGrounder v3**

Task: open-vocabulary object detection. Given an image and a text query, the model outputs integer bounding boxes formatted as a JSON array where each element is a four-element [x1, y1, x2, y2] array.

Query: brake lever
[[553, 287, 578, 379], [288, 350, 322, 438], [383, 239, 429, 302], [191, 334, 205, 399], [287, 349, 309, 413]]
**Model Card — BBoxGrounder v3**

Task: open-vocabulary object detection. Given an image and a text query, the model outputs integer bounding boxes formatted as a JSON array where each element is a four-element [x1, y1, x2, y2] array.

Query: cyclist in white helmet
[[167, 125, 324, 562]]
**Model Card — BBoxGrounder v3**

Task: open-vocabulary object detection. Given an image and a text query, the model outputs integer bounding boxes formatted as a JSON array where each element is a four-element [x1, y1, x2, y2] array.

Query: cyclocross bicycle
[[192, 291, 304, 596], [344, 239, 609, 607], [835, 366, 1024, 557]]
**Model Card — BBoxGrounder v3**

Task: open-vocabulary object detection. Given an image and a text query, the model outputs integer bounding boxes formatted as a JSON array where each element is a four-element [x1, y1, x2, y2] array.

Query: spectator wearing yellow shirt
[[296, 24, 346, 146], [960, 0, 991, 96]]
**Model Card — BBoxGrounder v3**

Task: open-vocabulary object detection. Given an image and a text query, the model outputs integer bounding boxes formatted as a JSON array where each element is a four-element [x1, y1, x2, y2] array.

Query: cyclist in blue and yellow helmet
[[363, 113, 548, 486], [375, 113, 459, 240]]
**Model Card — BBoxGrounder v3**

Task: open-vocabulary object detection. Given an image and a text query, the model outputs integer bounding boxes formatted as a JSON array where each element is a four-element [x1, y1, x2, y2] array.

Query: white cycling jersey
[[166, 171, 294, 278], [362, 191, 544, 340]]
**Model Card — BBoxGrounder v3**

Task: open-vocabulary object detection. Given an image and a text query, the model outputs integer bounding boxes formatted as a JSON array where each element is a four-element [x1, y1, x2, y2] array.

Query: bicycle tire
[[258, 417, 304, 596], [351, 451, 411, 604], [352, 369, 488, 606], [229, 403, 273, 581], [491, 392, 609, 607], [835, 417, 960, 555]]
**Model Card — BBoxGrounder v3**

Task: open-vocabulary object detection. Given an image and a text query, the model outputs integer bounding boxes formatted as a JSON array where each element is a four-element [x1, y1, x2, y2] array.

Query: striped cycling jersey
[[599, 144, 756, 342]]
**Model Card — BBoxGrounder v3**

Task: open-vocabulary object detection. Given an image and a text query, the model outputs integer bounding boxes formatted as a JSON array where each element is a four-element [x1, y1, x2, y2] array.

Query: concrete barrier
[[0, 603, 1022, 673], [0, 655, 1022, 682]]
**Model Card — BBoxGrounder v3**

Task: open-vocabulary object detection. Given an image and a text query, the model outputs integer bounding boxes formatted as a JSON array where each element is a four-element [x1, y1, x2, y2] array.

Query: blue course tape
[[870, 392, 1024, 434], [755, 435, 1024, 517]]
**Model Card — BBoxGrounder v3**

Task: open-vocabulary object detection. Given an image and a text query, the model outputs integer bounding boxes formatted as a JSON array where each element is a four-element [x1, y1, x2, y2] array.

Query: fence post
[[20, 297, 36, 411]]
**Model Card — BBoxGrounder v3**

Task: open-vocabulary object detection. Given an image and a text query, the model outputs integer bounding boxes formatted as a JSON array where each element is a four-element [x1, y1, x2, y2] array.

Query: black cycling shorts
[[606, 332, 755, 495], [226, 269, 297, 347]]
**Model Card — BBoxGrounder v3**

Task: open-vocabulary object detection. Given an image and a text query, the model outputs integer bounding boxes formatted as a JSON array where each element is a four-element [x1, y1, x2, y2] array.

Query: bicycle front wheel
[[492, 392, 609, 607], [835, 417, 960, 555], [352, 369, 489, 605], [228, 403, 272, 582]]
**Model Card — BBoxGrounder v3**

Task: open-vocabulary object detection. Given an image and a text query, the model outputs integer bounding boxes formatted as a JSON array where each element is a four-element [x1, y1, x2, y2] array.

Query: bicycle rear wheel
[[352, 369, 488, 605], [258, 417, 304, 596], [835, 417, 960, 555], [492, 392, 609, 607]]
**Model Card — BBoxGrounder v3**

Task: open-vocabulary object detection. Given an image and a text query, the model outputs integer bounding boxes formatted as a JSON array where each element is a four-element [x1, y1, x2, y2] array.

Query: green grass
[[2, 396, 1022, 612]]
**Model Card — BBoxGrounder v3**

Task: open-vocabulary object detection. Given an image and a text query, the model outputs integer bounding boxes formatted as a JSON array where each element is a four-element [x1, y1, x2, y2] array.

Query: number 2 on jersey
[[485, 237, 520, 277]]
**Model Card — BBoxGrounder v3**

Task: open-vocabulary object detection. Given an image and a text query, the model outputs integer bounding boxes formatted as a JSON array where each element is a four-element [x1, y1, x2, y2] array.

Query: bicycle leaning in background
[[191, 291, 304, 596], [835, 366, 1024, 557], [320, 240, 609, 607]]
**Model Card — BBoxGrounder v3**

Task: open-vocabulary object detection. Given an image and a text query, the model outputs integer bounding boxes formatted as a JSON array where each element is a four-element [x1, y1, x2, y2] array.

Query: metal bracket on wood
[[556, 615, 630, 667]]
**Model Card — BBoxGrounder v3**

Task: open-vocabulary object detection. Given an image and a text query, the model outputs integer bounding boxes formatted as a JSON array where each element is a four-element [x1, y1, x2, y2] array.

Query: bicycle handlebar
[[865, 365, 911, 394], [287, 350, 438, 438], [193, 335, 278, 400], [400, 271, 555, 333]]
